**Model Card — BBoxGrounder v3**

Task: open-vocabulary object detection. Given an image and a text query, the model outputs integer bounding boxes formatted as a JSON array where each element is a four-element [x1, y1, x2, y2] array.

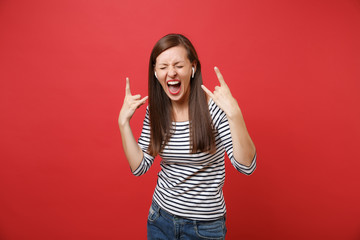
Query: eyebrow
[[158, 61, 185, 66]]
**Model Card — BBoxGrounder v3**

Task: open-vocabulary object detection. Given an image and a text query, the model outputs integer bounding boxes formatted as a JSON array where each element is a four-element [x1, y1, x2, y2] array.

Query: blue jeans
[[147, 201, 227, 240]]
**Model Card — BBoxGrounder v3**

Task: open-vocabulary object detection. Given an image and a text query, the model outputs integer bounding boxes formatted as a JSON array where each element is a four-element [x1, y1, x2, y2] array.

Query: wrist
[[118, 117, 130, 130], [226, 105, 243, 120]]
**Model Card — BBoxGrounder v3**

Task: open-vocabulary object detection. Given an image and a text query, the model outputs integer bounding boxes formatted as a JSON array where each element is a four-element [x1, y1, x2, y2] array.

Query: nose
[[168, 66, 177, 78]]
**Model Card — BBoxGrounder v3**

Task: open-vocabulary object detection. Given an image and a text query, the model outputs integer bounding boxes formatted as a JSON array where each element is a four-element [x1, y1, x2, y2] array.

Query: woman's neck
[[171, 101, 189, 122]]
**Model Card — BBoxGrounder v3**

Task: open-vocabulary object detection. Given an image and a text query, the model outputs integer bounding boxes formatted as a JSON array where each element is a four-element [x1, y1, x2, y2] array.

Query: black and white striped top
[[134, 99, 257, 220]]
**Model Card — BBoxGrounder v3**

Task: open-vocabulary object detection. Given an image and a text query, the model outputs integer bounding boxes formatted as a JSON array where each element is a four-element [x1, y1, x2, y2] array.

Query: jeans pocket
[[194, 217, 226, 239], [147, 202, 160, 222]]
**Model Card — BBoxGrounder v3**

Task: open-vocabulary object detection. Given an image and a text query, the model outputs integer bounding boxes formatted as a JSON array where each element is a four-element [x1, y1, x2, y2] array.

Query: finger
[[214, 66, 227, 87], [141, 96, 148, 103], [139, 96, 148, 106], [201, 85, 214, 99], [132, 94, 141, 100], [134, 96, 148, 109], [125, 77, 131, 95]]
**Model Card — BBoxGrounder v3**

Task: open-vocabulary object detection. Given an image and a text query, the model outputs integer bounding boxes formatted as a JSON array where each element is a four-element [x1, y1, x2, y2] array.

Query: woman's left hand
[[202, 66, 255, 167], [201, 67, 241, 118]]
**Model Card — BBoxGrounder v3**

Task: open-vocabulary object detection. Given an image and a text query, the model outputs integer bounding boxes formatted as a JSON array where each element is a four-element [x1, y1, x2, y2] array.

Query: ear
[[192, 62, 197, 73], [153, 64, 157, 79]]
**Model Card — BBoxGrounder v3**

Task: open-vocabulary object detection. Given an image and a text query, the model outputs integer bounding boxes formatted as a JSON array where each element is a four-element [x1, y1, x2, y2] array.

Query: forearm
[[119, 121, 144, 172], [201, 66, 256, 167], [227, 107, 256, 167]]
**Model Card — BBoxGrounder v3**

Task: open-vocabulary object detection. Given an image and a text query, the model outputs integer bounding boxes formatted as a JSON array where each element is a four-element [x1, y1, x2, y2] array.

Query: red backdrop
[[1, 0, 359, 239]]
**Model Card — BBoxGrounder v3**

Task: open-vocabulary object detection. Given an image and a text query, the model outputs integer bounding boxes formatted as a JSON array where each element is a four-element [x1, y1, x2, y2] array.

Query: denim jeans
[[147, 200, 227, 240]]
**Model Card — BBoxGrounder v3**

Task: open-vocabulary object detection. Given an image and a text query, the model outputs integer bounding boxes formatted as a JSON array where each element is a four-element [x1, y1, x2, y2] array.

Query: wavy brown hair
[[148, 34, 216, 156]]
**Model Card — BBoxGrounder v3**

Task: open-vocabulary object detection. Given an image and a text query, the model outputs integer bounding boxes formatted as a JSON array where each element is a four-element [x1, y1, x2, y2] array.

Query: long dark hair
[[148, 33, 215, 156]]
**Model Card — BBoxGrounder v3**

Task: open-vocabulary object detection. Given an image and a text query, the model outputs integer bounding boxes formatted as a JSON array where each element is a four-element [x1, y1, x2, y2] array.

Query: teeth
[[167, 81, 180, 85]]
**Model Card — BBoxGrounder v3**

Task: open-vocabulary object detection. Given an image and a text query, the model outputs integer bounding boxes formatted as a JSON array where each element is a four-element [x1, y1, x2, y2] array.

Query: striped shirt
[[134, 99, 257, 220]]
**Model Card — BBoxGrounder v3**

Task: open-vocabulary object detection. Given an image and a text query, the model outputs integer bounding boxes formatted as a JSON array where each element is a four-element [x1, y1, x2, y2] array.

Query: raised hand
[[202, 67, 255, 166], [118, 77, 148, 126], [201, 67, 241, 118]]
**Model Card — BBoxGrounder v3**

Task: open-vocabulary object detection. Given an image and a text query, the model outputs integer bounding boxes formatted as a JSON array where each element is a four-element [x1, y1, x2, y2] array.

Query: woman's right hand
[[118, 77, 148, 127]]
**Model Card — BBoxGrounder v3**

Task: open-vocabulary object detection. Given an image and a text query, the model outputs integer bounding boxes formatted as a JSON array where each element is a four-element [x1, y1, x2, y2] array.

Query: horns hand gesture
[[118, 77, 148, 126], [201, 67, 241, 118]]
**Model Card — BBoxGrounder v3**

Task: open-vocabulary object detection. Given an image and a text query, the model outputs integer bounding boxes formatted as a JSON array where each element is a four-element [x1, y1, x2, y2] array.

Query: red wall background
[[1, 0, 360, 239]]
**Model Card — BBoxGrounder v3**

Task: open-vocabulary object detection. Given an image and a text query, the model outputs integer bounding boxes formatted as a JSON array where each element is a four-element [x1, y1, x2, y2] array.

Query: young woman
[[118, 34, 256, 240]]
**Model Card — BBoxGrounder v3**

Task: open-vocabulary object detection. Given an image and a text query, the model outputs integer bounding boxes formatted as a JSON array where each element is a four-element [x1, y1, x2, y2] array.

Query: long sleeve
[[132, 108, 155, 176], [211, 100, 257, 175]]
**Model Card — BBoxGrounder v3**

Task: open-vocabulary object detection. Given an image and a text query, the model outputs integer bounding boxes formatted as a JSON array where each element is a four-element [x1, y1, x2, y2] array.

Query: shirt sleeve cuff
[[231, 152, 257, 175]]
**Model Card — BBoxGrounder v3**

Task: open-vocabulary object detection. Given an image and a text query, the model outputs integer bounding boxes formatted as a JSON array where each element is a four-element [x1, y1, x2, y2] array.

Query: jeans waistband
[[151, 200, 178, 221], [151, 200, 226, 222]]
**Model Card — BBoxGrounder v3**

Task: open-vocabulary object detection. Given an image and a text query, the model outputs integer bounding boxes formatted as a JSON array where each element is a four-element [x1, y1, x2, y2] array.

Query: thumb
[[201, 85, 214, 99]]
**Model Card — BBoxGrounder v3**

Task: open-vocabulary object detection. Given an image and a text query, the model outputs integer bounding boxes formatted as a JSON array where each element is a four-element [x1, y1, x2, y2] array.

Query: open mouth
[[167, 80, 181, 95]]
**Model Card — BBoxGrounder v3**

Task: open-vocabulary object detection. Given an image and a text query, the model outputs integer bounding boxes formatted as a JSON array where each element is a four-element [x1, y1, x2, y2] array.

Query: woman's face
[[154, 46, 194, 104]]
